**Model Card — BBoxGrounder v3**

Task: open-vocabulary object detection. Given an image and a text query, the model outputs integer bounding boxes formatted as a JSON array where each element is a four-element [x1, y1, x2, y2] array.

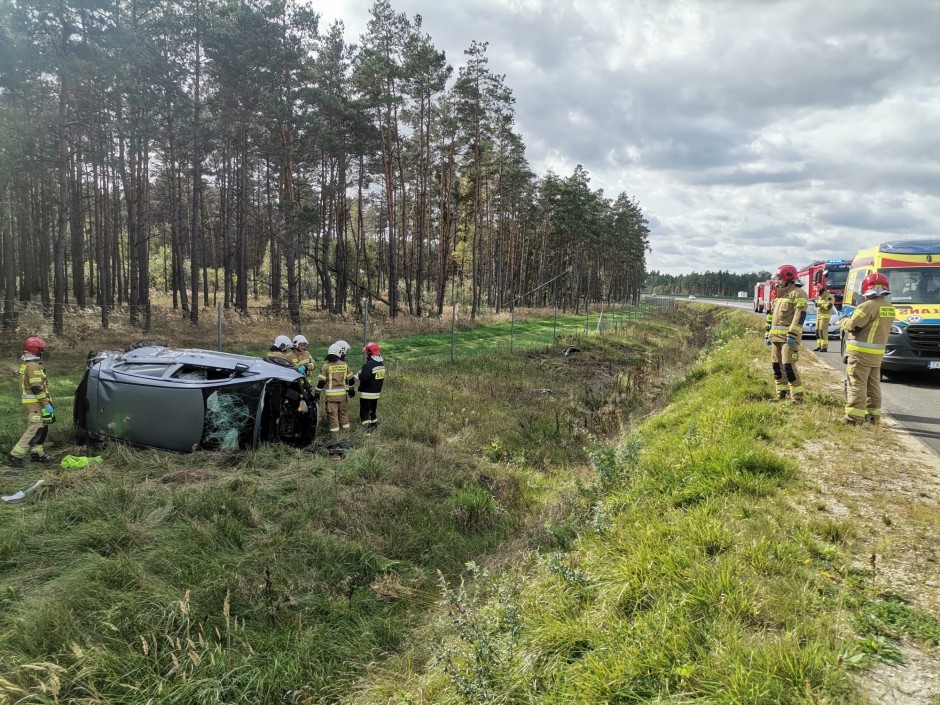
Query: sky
[[315, 0, 940, 275]]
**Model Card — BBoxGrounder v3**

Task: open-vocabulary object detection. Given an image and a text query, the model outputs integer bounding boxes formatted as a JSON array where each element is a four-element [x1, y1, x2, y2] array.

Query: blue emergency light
[[825, 258, 845, 264]]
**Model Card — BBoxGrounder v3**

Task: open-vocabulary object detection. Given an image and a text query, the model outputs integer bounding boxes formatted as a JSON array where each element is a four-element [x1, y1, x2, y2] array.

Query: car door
[[95, 363, 205, 452]]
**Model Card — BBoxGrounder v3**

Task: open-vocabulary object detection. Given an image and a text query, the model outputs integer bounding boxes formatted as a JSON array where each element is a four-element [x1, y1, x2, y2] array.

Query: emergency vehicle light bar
[[880, 240, 940, 255]]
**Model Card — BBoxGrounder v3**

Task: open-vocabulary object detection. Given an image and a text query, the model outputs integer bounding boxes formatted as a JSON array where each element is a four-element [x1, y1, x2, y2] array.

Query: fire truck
[[797, 258, 852, 309], [753, 279, 776, 313]]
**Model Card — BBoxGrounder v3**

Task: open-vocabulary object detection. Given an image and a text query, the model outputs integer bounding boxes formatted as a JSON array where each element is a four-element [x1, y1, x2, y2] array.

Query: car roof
[[100, 346, 301, 381]]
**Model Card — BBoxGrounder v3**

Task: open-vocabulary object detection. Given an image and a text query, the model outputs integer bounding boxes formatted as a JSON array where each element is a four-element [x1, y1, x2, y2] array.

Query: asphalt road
[[687, 297, 940, 458]]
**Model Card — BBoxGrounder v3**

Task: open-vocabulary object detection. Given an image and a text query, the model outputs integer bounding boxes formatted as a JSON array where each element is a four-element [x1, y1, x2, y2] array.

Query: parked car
[[73, 346, 318, 452], [801, 302, 842, 339], [688, 295, 697, 300]]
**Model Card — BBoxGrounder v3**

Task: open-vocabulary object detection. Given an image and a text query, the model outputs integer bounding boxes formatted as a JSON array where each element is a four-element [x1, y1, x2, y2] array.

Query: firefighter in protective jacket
[[813, 286, 836, 352], [267, 335, 294, 363], [289, 334, 315, 380], [8, 336, 54, 467], [765, 265, 808, 402], [355, 342, 385, 433], [317, 342, 355, 434], [841, 273, 895, 424]]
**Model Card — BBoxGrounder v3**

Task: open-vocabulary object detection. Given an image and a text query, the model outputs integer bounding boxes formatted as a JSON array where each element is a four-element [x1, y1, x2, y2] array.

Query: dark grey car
[[73, 346, 318, 452]]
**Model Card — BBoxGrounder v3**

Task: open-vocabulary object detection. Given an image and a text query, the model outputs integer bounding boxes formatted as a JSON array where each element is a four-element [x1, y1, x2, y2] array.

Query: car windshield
[[885, 268, 940, 304], [825, 269, 850, 289]]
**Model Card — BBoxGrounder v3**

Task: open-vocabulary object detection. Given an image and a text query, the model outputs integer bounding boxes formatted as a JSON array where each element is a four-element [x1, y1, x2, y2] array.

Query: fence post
[[450, 299, 457, 363], [553, 300, 558, 345], [363, 299, 370, 363], [217, 302, 223, 351], [510, 301, 515, 353]]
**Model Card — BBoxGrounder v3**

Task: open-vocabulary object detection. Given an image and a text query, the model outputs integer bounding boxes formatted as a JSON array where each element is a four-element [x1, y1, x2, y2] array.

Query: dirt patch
[[788, 351, 940, 704]]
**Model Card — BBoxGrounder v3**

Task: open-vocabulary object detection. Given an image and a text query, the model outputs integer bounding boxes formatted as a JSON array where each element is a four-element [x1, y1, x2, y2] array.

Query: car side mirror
[[232, 363, 250, 378]]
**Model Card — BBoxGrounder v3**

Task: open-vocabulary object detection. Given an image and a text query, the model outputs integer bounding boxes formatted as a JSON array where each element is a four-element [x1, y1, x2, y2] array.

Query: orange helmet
[[23, 336, 46, 356], [364, 342, 381, 356], [861, 272, 890, 297], [774, 265, 799, 284]]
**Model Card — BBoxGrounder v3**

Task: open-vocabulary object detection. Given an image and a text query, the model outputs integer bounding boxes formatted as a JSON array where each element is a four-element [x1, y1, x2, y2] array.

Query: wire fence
[[375, 295, 677, 365], [0, 295, 677, 363]]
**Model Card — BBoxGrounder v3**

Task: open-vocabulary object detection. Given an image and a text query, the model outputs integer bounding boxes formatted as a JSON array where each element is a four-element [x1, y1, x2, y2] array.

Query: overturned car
[[73, 346, 318, 452]]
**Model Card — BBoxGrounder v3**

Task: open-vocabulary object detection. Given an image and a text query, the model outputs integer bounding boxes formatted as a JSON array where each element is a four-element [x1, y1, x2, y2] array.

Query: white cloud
[[313, 0, 940, 274]]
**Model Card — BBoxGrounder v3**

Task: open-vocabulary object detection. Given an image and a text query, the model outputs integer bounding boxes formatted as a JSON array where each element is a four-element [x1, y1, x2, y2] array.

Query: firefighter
[[355, 342, 386, 433], [267, 335, 293, 363], [8, 336, 55, 467], [317, 342, 355, 435], [334, 339, 351, 362], [289, 334, 315, 379], [764, 264, 808, 402], [813, 286, 837, 352], [841, 273, 895, 424]]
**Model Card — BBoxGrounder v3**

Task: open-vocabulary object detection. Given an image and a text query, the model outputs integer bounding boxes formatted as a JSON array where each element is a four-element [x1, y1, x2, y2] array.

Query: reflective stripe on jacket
[[356, 356, 386, 399], [842, 297, 895, 366], [768, 284, 808, 342], [318, 358, 351, 397], [20, 360, 50, 406]]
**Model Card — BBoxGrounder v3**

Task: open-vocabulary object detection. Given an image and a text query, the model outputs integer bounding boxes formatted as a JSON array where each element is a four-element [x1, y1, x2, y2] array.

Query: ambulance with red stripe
[[841, 240, 940, 372]]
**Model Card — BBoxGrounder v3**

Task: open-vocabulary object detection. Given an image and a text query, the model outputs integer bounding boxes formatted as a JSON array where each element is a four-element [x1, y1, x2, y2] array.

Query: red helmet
[[364, 342, 381, 356], [23, 336, 46, 356], [861, 272, 890, 297], [774, 265, 799, 284]]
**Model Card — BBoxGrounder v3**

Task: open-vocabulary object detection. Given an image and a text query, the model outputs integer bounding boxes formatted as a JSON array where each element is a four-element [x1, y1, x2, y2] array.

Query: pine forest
[[0, 0, 652, 332]]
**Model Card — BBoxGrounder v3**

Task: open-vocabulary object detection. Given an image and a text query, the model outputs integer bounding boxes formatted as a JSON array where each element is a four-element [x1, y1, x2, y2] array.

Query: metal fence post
[[363, 299, 370, 363], [510, 301, 515, 353], [217, 302, 223, 351], [450, 299, 457, 362], [553, 300, 558, 345]]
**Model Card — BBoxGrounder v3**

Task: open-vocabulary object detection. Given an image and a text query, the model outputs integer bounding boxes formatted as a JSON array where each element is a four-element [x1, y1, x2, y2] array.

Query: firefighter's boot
[[771, 390, 789, 402], [790, 393, 804, 404], [842, 415, 861, 425]]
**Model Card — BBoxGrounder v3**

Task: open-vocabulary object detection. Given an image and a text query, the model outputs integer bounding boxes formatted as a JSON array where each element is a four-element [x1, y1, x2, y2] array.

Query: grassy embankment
[[0, 303, 708, 703], [345, 312, 940, 704]]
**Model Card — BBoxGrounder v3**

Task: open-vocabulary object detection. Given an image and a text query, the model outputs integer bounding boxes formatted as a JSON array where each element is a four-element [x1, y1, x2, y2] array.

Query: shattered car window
[[202, 385, 261, 450]]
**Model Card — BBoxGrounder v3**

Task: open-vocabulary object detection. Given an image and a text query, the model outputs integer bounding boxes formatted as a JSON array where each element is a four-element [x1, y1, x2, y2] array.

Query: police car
[[801, 302, 841, 339]]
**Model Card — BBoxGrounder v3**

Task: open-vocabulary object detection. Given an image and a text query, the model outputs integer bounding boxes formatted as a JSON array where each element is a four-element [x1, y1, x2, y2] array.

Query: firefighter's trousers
[[359, 398, 379, 426], [845, 356, 882, 420], [770, 341, 803, 397], [816, 316, 831, 349], [11, 405, 47, 459], [325, 396, 350, 433]]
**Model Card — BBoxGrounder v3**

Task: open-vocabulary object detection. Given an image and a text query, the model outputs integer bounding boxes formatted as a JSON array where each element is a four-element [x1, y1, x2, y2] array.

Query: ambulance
[[841, 240, 940, 372]]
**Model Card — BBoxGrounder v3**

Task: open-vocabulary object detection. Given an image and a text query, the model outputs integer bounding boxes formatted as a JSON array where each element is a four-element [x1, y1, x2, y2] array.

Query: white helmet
[[273, 335, 292, 352], [335, 339, 350, 357], [292, 334, 308, 348], [327, 342, 342, 357]]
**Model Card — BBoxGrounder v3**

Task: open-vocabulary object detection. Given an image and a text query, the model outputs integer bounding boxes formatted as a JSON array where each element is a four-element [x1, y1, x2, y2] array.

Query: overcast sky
[[316, 0, 940, 275]]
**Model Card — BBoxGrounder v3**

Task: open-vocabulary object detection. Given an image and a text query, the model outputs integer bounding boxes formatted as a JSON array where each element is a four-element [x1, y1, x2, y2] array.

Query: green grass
[[379, 307, 654, 364], [0, 304, 711, 703], [343, 314, 936, 705]]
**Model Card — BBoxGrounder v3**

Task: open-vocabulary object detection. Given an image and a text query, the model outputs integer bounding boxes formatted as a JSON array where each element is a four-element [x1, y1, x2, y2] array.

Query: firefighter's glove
[[764, 337, 771, 347], [786, 335, 797, 346], [347, 388, 356, 398], [41, 405, 56, 425]]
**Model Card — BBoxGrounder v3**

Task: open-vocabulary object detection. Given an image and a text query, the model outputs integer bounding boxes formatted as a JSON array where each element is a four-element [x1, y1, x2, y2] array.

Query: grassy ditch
[[344, 313, 940, 704], [0, 305, 715, 703]]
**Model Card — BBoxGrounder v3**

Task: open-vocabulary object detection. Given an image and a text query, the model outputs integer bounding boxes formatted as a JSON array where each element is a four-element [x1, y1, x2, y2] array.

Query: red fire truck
[[753, 279, 776, 313], [796, 258, 852, 309]]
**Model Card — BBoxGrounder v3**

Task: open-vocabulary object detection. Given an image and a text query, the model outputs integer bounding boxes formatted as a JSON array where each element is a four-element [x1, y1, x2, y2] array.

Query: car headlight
[[890, 324, 903, 335]]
